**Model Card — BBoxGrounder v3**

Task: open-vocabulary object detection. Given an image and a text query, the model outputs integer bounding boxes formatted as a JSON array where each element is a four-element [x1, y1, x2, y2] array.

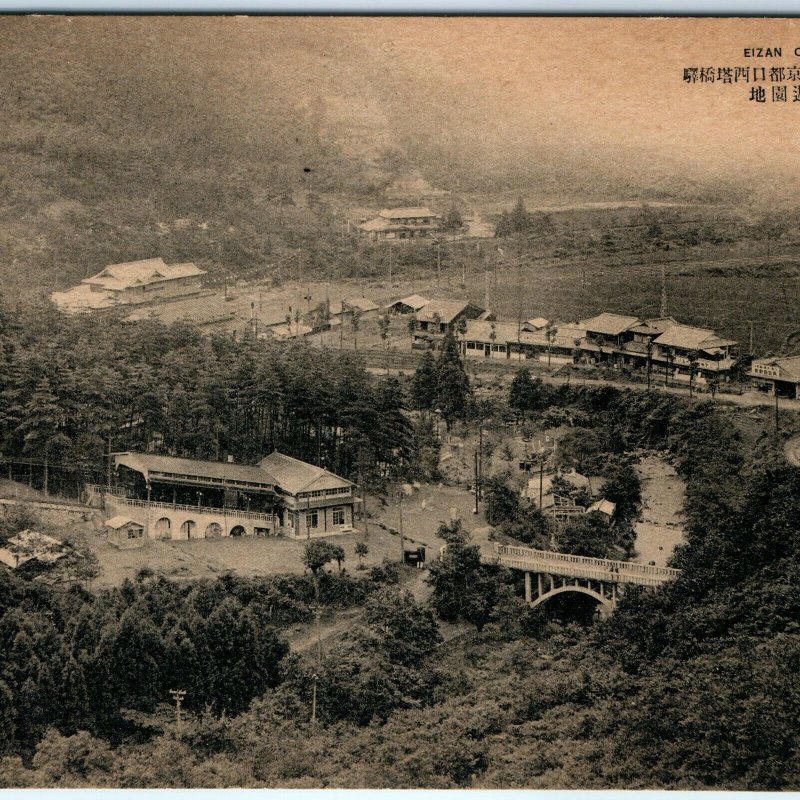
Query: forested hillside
[[0, 356, 798, 788]]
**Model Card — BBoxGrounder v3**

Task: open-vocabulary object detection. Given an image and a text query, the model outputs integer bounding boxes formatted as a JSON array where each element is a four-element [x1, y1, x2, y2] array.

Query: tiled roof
[[749, 355, 800, 380], [526, 317, 550, 330], [104, 516, 142, 529], [379, 207, 438, 219], [580, 313, 642, 336], [83, 259, 206, 291], [115, 452, 277, 489], [417, 299, 484, 324], [653, 325, 736, 351], [390, 294, 430, 311], [463, 320, 521, 342], [258, 451, 353, 495], [343, 296, 379, 313]]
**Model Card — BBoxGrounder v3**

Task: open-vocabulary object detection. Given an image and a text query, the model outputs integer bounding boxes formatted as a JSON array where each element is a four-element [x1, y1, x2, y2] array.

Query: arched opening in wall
[[230, 525, 246, 537], [180, 520, 196, 539], [205, 522, 222, 539], [155, 517, 172, 539]]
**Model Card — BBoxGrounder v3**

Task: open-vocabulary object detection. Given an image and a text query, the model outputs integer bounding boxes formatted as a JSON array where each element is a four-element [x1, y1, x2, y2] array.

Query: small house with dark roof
[[357, 207, 440, 241]]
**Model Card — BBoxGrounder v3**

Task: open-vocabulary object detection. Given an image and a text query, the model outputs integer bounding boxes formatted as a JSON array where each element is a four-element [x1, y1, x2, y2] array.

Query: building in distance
[[51, 258, 206, 313], [357, 207, 441, 242], [387, 294, 431, 315], [411, 299, 486, 349]]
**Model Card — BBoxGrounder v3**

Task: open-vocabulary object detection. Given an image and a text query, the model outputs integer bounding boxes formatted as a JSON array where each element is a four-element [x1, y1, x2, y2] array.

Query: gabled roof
[[379, 207, 438, 220], [258, 451, 353, 495], [105, 516, 143, 529], [750, 355, 800, 380], [82, 259, 206, 291], [587, 499, 617, 517], [390, 294, 430, 311], [114, 452, 277, 491], [525, 317, 550, 330], [580, 313, 642, 336], [343, 296, 379, 313], [653, 324, 736, 351], [417, 299, 485, 324], [358, 218, 394, 232]]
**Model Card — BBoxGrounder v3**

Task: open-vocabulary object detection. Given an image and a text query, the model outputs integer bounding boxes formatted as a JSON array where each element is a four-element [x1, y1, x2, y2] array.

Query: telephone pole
[[473, 450, 479, 515], [660, 262, 668, 318], [747, 319, 754, 356], [169, 689, 186, 734], [398, 490, 405, 562]]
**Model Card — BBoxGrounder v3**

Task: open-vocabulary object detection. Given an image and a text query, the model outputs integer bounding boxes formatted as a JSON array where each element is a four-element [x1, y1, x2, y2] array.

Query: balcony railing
[[109, 496, 275, 523]]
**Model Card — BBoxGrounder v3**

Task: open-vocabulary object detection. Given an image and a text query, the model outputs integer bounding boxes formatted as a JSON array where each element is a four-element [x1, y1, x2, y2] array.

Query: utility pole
[[775, 390, 780, 437], [169, 689, 186, 734], [310, 601, 321, 724], [660, 262, 667, 318], [436, 239, 441, 289], [538, 458, 544, 510], [461, 260, 466, 290], [388, 243, 393, 287], [484, 270, 490, 311], [646, 339, 653, 390], [398, 490, 405, 562], [477, 422, 484, 501], [339, 299, 344, 350], [747, 319, 754, 356], [473, 451, 479, 515], [106, 434, 112, 489]]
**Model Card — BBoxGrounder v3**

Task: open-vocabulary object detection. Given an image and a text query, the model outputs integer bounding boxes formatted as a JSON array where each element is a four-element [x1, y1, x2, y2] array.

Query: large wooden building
[[102, 451, 357, 540]]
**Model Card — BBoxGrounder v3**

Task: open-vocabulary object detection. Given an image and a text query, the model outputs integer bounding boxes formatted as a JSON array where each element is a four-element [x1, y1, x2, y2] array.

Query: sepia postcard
[[0, 14, 797, 791]]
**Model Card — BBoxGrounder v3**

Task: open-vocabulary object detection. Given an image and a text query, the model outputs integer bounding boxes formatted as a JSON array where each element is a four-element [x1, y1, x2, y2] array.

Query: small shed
[[105, 516, 146, 549], [586, 499, 617, 519]]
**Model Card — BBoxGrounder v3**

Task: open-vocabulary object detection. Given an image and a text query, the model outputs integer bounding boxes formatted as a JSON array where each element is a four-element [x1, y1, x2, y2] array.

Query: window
[[127, 527, 142, 539], [306, 510, 318, 529], [332, 508, 345, 526]]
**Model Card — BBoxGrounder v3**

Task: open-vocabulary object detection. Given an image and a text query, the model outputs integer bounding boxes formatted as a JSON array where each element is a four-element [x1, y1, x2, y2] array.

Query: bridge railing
[[489, 543, 681, 586]]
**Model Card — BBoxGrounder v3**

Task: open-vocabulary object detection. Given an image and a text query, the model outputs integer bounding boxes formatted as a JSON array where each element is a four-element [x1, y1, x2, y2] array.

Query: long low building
[[460, 313, 738, 382], [101, 451, 358, 540]]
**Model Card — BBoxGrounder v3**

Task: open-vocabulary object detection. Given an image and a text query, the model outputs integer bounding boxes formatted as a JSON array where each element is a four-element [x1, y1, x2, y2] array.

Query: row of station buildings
[[387, 296, 740, 387]]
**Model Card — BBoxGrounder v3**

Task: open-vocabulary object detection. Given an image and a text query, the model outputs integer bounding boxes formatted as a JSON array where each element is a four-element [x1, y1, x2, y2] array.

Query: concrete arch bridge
[[484, 543, 681, 617]]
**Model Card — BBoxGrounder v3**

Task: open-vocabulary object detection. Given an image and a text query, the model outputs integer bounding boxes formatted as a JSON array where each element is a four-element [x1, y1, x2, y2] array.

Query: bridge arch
[[530, 584, 614, 617]]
